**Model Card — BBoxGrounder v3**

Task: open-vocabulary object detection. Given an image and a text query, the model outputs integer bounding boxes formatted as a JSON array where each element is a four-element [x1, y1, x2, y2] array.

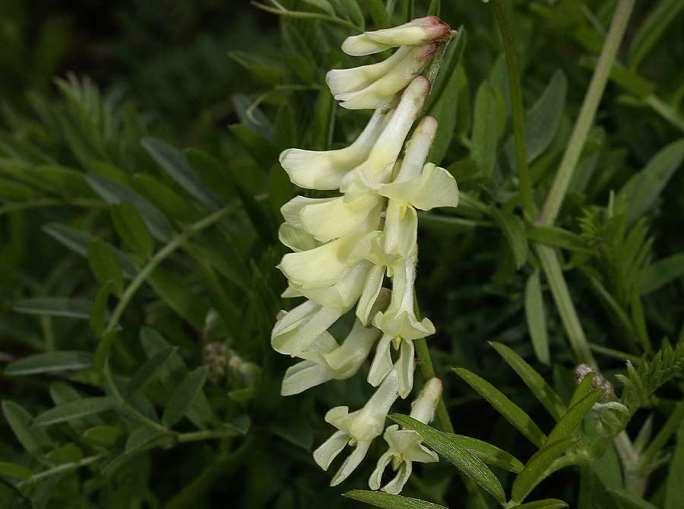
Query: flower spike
[[271, 15, 457, 493]]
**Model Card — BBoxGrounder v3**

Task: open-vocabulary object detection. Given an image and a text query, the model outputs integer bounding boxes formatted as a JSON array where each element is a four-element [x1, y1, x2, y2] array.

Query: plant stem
[[415, 338, 454, 433], [492, 0, 535, 218], [95, 206, 233, 372], [538, 0, 635, 226]]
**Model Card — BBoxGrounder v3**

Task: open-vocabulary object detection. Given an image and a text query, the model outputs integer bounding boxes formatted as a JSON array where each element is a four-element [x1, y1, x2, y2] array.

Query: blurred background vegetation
[[0, 0, 683, 508]]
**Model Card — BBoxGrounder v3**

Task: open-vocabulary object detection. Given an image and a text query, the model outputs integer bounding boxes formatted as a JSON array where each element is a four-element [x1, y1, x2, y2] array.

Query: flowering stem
[[415, 338, 454, 433], [491, 0, 535, 218], [538, 0, 635, 226]]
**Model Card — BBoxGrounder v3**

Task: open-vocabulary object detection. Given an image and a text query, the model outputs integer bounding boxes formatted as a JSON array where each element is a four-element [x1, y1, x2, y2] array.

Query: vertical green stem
[[492, 0, 535, 218], [415, 338, 454, 433], [538, 0, 636, 225]]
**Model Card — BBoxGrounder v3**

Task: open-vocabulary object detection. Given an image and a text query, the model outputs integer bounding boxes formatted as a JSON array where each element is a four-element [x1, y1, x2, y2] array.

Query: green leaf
[[512, 438, 575, 503], [518, 70, 567, 163], [142, 137, 219, 209], [489, 342, 565, 420], [0, 462, 32, 481], [88, 239, 123, 295], [628, 0, 684, 69], [227, 50, 288, 84], [490, 208, 529, 269], [34, 397, 116, 426], [471, 79, 505, 177], [608, 489, 659, 509], [42, 223, 136, 276], [453, 367, 546, 447], [445, 433, 524, 472], [391, 414, 505, 504], [640, 253, 684, 295], [546, 390, 602, 445], [83, 425, 123, 448], [524, 271, 551, 366], [665, 421, 684, 509], [126, 346, 178, 395], [344, 490, 447, 509], [86, 174, 172, 242], [516, 500, 569, 509], [526, 225, 591, 254], [13, 297, 92, 320], [110, 202, 153, 258], [2, 401, 52, 456], [161, 367, 209, 427], [4, 351, 92, 376], [618, 139, 684, 223]]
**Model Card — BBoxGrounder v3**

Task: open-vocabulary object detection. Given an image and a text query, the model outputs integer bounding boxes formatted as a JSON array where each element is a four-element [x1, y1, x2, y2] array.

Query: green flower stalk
[[271, 17, 459, 491]]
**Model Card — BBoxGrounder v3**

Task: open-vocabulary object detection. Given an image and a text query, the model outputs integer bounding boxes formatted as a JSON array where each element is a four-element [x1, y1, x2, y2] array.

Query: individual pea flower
[[279, 108, 388, 190], [281, 292, 389, 396], [370, 254, 435, 397], [327, 44, 438, 110], [314, 370, 400, 486], [341, 16, 451, 56], [369, 378, 442, 494]]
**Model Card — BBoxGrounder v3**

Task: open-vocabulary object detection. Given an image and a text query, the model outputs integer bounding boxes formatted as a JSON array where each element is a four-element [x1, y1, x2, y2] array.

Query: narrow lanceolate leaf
[[516, 500, 569, 509], [13, 297, 92, 320], [125, 346, 178, 395], [88, 239, 123, 295], [4, 351, 92, 376], [640, 253, 684, 295], [665, 422, 684, 509], [489, 342, 565, 420], [453, 368, 547, 447], [445, 433, 524, 473], [524, 270, 551, 365], [512, 438, 575, 503], [110, 202, 153, 258], [0, 462, 32, 481], [521, 70, 567, 163], [391, 415, 505, 504], [471, 80, 505, 177], [545, 390, 602, 445], [162, 367, 209, 427], [607, 489, 660, 509], [618, 138, 684, 223], [142, 137, 219, 209], [2, 401, 53, 456], [34, 397, 116, 426], [628, 0, 684, 69], [344, 490, 447, 509], [490, 208, 529, 269]]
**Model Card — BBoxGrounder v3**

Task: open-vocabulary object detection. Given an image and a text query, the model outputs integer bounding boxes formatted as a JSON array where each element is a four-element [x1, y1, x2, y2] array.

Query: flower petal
[[368, 335, 394, 387], [313, 430, 349, 470], [335, 45, 436, 110], [280, 109, 387, 190], [300, 193, 382, 242], [369, 450, 394, 491], [330, 440, 372, 486], [341, 17, 450, 56], [382, 460, 412, 495], [377, 163, 459, 210]]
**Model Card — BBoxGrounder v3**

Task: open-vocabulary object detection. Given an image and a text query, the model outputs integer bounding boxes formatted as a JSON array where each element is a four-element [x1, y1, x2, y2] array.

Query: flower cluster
[[271, 17, 459, 492]]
